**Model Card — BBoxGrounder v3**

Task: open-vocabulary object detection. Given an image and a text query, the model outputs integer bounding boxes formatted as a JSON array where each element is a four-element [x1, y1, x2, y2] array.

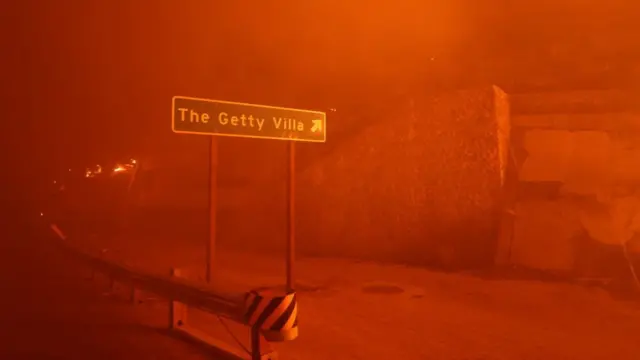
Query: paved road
[[0, 223, 212, 360]]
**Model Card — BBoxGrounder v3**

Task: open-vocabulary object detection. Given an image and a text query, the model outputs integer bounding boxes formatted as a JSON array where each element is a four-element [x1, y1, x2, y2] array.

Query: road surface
[[72, 231, 640, 360], [0, 224, 212, 360]]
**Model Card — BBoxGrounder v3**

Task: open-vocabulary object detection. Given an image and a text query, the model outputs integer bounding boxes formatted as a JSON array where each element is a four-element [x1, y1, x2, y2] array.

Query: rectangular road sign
[[172, 96, 326, 143]]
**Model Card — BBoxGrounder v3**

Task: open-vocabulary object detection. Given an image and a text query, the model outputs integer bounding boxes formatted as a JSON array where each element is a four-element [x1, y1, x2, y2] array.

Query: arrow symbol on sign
[[311, 119, 323, 132]]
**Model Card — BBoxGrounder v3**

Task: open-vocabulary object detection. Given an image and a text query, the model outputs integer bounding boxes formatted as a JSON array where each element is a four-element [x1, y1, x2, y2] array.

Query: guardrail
[[48, 223, 298, 360]]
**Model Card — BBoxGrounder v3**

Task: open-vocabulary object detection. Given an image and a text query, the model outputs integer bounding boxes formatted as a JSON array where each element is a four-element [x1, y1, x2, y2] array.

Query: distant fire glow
[[112, 158, 137, 175], [113, 165, 127, 173], [85, 165, 103, 178]]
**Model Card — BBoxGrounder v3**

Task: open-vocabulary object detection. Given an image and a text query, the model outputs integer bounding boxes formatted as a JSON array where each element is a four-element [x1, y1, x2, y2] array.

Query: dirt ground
[[64, 232, 640, 360]]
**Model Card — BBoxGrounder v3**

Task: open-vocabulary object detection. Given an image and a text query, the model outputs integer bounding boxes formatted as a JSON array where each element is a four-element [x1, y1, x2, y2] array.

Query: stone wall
[[214, 86, 509, 268], [504, 96, 640, 277]]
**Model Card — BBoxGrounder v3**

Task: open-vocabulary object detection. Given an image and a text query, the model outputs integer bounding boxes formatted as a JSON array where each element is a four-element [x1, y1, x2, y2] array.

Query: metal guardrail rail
[[48, 223, 296, 360]]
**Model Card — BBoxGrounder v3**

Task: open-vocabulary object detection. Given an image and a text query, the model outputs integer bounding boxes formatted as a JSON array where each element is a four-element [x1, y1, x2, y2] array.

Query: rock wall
[[215, 86, 509, 268], [505, 96, 640, 277]]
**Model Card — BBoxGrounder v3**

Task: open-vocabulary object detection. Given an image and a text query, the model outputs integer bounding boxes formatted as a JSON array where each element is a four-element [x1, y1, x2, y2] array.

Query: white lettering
[[256, 117, 265, 130], [218, 112, 229, 125], [217, 112, 265, 131], [178, 108, 188, 121]]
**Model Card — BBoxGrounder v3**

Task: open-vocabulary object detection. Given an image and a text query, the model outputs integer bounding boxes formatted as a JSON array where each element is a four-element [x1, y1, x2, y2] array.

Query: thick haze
[[1, 1, 638, 204]]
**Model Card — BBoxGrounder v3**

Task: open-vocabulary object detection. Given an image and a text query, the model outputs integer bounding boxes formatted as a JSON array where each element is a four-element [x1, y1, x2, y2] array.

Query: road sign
[[172, 96, 326, 143]]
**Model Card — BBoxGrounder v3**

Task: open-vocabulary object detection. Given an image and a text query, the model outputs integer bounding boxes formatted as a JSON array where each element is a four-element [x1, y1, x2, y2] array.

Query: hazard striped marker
[[244, 288, 298, 341]]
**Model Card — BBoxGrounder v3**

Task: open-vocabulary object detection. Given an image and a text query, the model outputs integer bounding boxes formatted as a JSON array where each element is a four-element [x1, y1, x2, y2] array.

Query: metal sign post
[[286, 141, 296, 291], [207, 137, 218, 283]]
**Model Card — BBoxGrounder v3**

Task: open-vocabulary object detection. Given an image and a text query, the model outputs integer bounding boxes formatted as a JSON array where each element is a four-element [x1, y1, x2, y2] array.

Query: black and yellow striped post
[[244, 288, 298, 342]]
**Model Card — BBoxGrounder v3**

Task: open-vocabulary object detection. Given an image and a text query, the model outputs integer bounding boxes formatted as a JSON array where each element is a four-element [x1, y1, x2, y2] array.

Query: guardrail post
[[169, 267, 187, 329], [101, 249, 117, 292], [88, 252, 100, 281], [109, 276, 116, 292], [130, 283, 140, 304], [250, 326, 278, 360], [251, 326, 261, 360]]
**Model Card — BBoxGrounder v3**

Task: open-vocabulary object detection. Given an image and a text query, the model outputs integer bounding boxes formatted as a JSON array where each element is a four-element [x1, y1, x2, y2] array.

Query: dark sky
[[1, 1, 473, 179], [1, 1, 638, 203]]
